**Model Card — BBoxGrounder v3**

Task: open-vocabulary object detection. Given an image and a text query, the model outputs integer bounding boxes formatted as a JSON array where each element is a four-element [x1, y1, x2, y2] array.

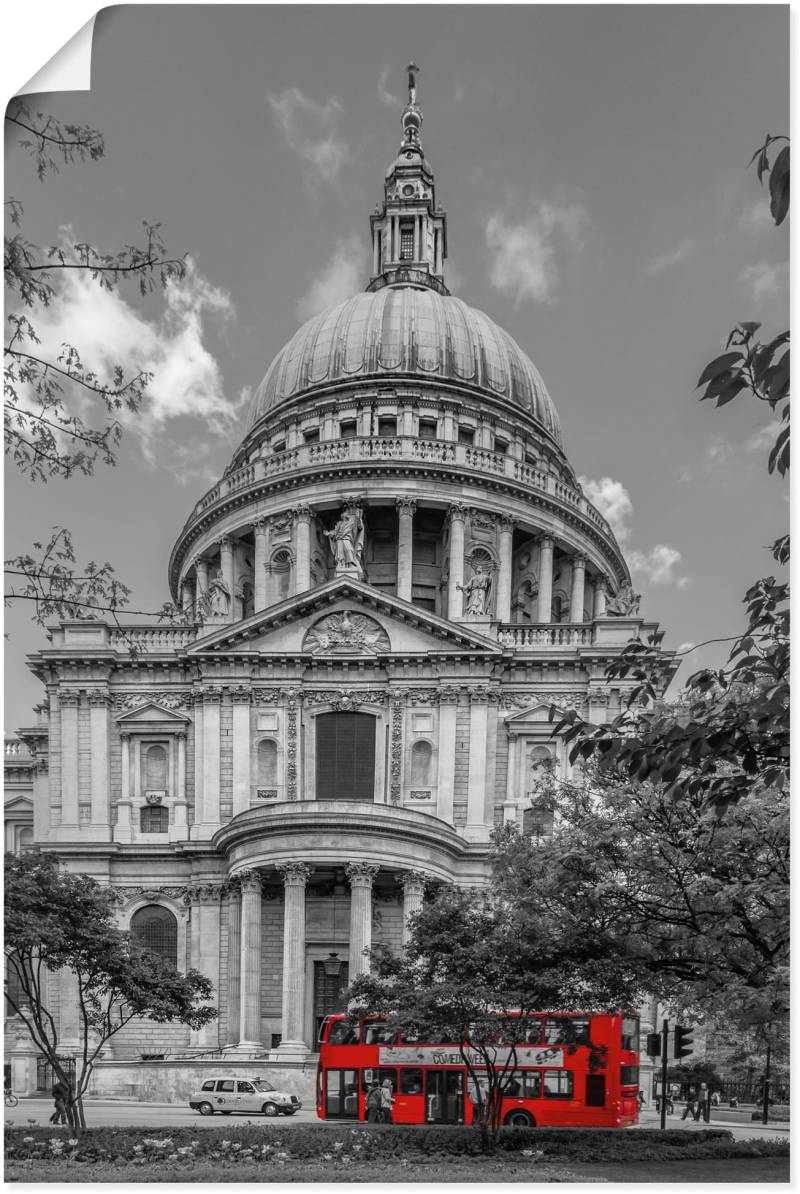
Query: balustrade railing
[[497, 623, 596, 649], [108, 626, 198, 650], [188, 436, 614, 539]]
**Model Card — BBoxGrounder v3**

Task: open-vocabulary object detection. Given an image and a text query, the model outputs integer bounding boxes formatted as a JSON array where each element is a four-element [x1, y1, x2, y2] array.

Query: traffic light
[[646, 1033, 662, 1058], [674, 1025, 695, 1059]]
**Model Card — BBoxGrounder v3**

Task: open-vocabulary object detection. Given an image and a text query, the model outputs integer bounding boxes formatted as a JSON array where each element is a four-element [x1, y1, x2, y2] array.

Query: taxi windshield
[[252, 1080, 275, 1092]]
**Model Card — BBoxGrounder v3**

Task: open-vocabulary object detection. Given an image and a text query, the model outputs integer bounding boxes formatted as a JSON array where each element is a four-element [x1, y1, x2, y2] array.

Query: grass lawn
[[4, 1156, 790, 1183]]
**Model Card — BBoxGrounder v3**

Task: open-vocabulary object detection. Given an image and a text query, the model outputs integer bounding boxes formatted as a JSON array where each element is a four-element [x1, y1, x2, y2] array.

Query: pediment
[[3, 794, 33, 812], [188, 578, 504, 657], [504, 701, 570, 731], [115, 701, 191, 726]]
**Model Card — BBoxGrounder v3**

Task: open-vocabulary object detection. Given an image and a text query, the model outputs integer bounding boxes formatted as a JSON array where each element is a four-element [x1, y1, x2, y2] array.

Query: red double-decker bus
[[317, 1011, 640, 1128]]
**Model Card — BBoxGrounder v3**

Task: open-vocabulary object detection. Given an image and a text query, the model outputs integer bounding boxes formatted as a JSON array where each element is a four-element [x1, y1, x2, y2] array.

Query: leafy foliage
[[4, 854, 215, 1131], [347, 883, 641, 1140]]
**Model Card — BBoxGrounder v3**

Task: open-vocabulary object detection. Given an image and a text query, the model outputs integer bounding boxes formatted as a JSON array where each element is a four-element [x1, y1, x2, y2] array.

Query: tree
[[4, 100, 186, 632], [552, 138, 789, 813], [346, 883, 642, 1142], [491, 768, 788, 1035], [4, 853, 216, 1132]]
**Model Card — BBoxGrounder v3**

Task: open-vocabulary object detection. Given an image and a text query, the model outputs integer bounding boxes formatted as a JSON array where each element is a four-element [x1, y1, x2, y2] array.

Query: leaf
[[697, 352, 742, 388], [769, 146, 790, 226]]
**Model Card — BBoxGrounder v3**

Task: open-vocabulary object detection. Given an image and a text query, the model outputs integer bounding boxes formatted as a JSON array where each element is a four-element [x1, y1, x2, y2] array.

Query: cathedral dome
[[247, 285, 563, 447]]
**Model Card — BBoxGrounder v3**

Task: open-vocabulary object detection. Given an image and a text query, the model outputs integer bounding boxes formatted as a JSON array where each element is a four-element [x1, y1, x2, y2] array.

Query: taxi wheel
[[504, 1109, 535, 1128], [198, 1102, 214, 1116], [262, 1102, 279, 1117]]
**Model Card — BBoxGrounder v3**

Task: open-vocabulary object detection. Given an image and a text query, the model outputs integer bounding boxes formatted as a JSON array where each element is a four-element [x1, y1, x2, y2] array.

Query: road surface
[[5, 1099, 789, 1141]]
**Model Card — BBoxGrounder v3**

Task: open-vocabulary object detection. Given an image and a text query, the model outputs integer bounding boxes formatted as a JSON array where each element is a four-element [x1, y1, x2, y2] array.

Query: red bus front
[[316, 1011, 640, 1128]]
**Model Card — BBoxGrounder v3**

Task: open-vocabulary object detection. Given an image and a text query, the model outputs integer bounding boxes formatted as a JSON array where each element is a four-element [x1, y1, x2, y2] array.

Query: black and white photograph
[[3, 3, 789, 1184]]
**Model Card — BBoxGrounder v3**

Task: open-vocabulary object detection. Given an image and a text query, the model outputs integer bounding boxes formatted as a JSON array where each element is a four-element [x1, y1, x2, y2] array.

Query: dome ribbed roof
[[247, 286, 563, 446]]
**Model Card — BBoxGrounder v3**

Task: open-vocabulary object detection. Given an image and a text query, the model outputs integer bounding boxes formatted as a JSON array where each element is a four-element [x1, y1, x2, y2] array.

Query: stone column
[[190, 885, 222, 1050], [503, 734, 519, 823], [194, 557, 209, 618], [570, 555, 587, 624], [88, 689, 109, 833], [496, 516, 515, 623], [413, 214, 421, 260], [447, 505, 467, 619], [181, 578, 194, 615], [217, 537, 235, 622], [465, 690, 489, 841], [115, 730, 133, 843], [172, 732, 188, 839], [346, 862, 379, 979], [396, 498, 416, 602], [401, 871, 426, 947], [373, 229, 380, 275], [277, 862, 312, 1058], [231, 687, 251, 816], [253, 520, 269, 612], [225, 880, 242, 1048], [238, 871, 263, 1049], [593, 576, 608, 618], [436, 690, 458, 824], [57, 689, 81, 834], [58, 966, 81, 1052], [201, 688, 221, 830], [536, 536, 554, 623], [293, 506, 312, 594]]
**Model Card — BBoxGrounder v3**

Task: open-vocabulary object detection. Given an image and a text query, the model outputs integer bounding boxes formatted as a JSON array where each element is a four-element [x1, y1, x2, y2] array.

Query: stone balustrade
[[189, 436, 615, 540], [497, 623, 596, 649]]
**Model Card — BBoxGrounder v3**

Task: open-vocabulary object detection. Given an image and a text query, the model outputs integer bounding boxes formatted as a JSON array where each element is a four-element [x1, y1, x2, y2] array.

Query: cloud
[[745, 419, 782, 453], [24, 249, 242, 477], [629, 544, 691, 588], [676, 641, 696, 655], [295, 235, 367, 320], [674, 466, 692, 484], [739, 261, 789, 303], [377, 67, 400, 108], [739, 200, 773, 235], [485, 198, 587, 306], [579, 476, 633, 543], [267, 87, 349, 186], [703, 420, 782, 471], [644, 237, 694, 276]]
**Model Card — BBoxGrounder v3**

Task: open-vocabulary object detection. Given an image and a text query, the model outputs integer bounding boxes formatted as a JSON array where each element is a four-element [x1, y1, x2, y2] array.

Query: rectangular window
[[621, 1016, 640, 1052], [378, 417, 397, 437], [543, 1070, 574, 1099], [585, 1074, 606, 1107], [340, 420, 357, 439], [525, 1018, 544, 1044], [419, 420, 437, 440], [620, 1065, 639, 1087], [237, 1081, 254, 1093], [316, 712, 376, 802], [400, 1068, 424, 1095], [201, 1080, 216, 1091], [505, 1070, 541, 1099], [303, 428, 320, 444], [140, 806, 169, 833], [399, 224, 414, 260], [544, 1017, 591, 1046], [363, 1022, 396, 1045], [494, 438, 509, 454], [458, 426, 475, 446], [273, 440, 286, 454], [218, 1080, 234, 1093]]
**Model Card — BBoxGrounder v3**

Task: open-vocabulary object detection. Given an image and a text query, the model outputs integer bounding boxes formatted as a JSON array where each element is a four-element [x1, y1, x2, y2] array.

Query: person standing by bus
[[380, 1077, 395, 1124], [365, 1081, 382, 1124]]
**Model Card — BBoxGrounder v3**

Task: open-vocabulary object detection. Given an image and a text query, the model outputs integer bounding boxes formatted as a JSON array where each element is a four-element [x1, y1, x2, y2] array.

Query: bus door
[[425, 1069, 464, 1124], [394, 1067, 424, 1125], [324, 1069, 360, 1119]]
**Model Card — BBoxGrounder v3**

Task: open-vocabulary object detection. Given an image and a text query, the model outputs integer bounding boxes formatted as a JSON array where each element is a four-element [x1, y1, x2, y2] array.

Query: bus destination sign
[[378, 1045, 563, 1067]]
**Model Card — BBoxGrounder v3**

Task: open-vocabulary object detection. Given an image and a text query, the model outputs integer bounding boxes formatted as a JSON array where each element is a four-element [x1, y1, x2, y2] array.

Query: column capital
[[187, 882, 224, 905], [396, 497, 417, 516], [229, 686, 252, 705], [345, 861, 380, 888], [537, 533, 555, 549], [59, 688, 81, 707], [400, 870, 428, 896], [499, 515, 516, 534], [292, 505, 313, 525], [238, 869, 263, 894], [253, 517, 270, 535], [215, 535, 234, 551], [201, 686, 223, 705], [277, 862, 312, 887], [448, 502, 468, 522], [572, 553, 588, 569], [87, 688, 109, 707], [594, 575, 608, 592]]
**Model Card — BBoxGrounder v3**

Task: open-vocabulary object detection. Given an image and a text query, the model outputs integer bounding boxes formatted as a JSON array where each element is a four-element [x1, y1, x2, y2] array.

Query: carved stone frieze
[[283, 689, 299, 800], [404, 690, 440, 705], [303, 611, 390, 656], [390, 695, 403, 804], [303, 688, 387, 711], [252, 688, 281, 705], [110, 692, 191, 711], [186, 883, 225, 904]]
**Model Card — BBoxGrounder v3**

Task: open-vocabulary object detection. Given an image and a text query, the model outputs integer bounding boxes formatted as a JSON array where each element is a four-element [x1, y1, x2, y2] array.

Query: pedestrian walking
[[379, 1077, 395, 1125], [365, 1081, 382, 1124], [695, 1084, 708, 1122], [681, 1093, 697, 1122], [49, 1079, 69, 1125]]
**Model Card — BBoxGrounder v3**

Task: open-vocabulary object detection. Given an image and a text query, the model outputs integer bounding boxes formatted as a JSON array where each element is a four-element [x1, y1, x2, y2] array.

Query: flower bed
[[4, 1124, 789, 1170]]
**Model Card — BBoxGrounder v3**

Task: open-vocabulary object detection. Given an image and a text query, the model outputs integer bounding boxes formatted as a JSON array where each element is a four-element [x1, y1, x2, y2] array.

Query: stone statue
[[324, 508, 365, 576], [457, 565, 492, 617], [606, 584, 641, 617], [207, 569, 231, 618]]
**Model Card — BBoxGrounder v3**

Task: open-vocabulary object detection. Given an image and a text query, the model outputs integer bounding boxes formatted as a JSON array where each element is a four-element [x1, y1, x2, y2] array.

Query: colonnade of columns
[[180, 501, 611, 628], [225, 864, 428, 1057]]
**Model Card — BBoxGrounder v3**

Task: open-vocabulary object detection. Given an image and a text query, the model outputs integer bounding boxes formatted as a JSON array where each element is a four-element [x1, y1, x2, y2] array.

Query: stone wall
[[87, 1059, 318, 1106]]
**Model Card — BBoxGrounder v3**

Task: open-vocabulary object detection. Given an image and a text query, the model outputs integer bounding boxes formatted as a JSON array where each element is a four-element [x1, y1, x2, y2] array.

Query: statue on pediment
[[606, 584, 641, 617], [458, 565, 492, 617], [324, 507, 365, 577]]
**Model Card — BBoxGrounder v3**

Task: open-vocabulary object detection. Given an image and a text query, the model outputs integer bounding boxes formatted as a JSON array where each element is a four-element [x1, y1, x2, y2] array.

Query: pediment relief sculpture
[[303, 610, 390, 655]]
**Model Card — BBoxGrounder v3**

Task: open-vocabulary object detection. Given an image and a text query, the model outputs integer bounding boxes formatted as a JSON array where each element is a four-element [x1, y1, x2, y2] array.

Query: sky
[[4, 4, 789, 732]]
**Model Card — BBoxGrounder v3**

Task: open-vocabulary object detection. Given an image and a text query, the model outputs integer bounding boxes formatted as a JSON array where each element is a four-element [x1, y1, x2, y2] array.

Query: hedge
[[4, 1125, 789, 1167]]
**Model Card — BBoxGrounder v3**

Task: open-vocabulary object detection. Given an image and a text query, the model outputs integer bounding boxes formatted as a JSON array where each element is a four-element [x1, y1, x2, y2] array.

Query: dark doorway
[[316, 713, 376, 801], [324, 1068, 360, 1119], [425, 1070, 464, 1124]]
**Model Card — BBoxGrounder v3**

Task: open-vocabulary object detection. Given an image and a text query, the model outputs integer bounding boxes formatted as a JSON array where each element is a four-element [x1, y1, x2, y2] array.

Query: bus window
[[328, 1020, 359, 1045], [586, 1074, 606, 1107], [525, 1018, 544, 1044], [620, 1065, 639, 1087], [326, 1069, 359, 1118], [543, 1070, 574, 1099], [544, 1017, 590, 1045], [503, 1070, 541, 1098], [620, 1017, 640, 1051], [400, 1068, 423, 1095], [363, 1022, 396, 1045]]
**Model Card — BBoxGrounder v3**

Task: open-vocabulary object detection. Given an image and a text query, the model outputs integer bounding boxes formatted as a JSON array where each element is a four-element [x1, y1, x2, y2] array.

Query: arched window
[[17, 827, 33, 853], [140, 805, 169, 833], [271, 549, 292, 602], [143, 744, 168, 790], [257, 739, 278, 786], [131, 905, 178, 966], [410, 740, 433, 787]]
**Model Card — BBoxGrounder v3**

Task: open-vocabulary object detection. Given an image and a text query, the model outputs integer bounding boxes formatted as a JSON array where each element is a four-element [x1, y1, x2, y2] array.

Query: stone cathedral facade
[[5, 72, 672, 1090]]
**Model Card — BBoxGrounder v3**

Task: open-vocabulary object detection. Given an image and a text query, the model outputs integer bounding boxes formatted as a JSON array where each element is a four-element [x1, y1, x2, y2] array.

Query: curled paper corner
[[16, 16, 97, 97]]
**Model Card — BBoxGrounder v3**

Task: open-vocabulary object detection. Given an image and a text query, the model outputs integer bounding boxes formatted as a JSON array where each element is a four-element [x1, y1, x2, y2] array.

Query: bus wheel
[[505, 1110, 535, 1128]]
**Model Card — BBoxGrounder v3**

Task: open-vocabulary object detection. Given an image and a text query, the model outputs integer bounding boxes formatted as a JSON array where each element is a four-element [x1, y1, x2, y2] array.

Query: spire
[[366, 63, 450, 296]]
